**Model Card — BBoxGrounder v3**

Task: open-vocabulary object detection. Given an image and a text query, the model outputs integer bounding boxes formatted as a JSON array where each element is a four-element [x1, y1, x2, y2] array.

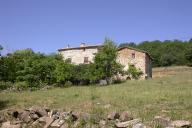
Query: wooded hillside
[[119, 39, 192, 67]]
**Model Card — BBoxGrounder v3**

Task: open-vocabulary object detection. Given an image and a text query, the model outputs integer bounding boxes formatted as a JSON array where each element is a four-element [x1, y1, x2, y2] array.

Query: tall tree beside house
[[54, 61, 74, 85], [0, 45, 3, 56], [94, 39, 123, 84]]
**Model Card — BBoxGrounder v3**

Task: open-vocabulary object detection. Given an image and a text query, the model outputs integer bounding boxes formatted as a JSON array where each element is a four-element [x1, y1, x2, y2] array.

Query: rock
[[18, 110, 31, 123], [29, 113, 39, 120], [50, 119, 65, 128], [171, 120, 191, 127], [0, 115, 5, 123], [11, 121, 23, 125], [119, 111, 133, 121], [1, 121, 21, 128], [99, 79, 107, 86], [133, 123, 146, 128], [154, 116, 171, 127], [48, 109, 57, 118], [38, 116, 54, 128], [60, 123, 69, 128], [31, 121, 43, 128], [35, 109, 48, 117], [107, 112, 120, 120], [115, 118, 141, 128]]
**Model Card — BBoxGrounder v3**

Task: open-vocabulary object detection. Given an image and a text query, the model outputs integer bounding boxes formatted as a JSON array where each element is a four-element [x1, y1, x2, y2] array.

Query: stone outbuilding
[[58, 43, 152, 79], [117, 46, 152, 79]]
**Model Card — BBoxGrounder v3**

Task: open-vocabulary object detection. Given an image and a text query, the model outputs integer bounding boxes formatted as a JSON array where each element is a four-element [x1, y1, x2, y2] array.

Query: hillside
[[0, 66, 192, 125]]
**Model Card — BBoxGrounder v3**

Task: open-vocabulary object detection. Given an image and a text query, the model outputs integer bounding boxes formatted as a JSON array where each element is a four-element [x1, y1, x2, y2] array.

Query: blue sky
[[0, 0, 192, 54]]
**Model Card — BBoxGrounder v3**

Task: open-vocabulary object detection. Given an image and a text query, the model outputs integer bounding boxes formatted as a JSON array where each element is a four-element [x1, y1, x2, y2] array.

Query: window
[[66, 58, 72, 63], [131, 53, 135, 59], [84, 57, 89, 64]]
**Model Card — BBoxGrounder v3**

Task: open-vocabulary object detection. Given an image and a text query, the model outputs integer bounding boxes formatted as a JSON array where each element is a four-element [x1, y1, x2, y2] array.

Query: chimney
[[80, 43, 86, 47], [67, 44, 70, 48]]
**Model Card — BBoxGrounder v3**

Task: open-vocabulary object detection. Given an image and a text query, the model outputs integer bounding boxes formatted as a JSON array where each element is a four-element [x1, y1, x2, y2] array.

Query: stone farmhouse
[[58, 43, 152, 79]]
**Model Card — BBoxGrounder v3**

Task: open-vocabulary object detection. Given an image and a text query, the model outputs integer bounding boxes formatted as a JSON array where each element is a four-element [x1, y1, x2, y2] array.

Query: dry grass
[[0, 66, 192, 123]]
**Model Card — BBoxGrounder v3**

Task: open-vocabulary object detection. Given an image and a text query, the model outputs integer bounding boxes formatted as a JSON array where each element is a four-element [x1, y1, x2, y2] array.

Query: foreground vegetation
[[0, 39, 142, 90], [0, 66, 191, 123]]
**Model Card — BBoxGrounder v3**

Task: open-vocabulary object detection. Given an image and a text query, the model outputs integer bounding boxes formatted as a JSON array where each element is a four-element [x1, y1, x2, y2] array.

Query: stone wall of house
[[59, 46, 152, 79], [59, 48, 98, 64], [145, 54, 152, 78], [117, 48, 150, 79]]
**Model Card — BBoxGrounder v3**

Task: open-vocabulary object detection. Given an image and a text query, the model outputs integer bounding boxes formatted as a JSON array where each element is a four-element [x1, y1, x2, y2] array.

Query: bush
[[64, 81, 73, 87], [127, 65, 143, 79], [0, 81, 12, 90], [14, 81, 29, 90]]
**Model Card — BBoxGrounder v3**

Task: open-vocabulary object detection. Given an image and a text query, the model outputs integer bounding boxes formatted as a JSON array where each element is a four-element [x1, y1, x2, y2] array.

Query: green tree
[[94, 39, 123, 83], [54, 61, 74, 85]]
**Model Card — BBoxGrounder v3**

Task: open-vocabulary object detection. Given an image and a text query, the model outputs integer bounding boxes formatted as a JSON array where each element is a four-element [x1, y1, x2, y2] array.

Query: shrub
[[127, 65, 143, 79], [0, 81, 12, 90], [14, 81, 29, 90], [64, 81, 73, 87]]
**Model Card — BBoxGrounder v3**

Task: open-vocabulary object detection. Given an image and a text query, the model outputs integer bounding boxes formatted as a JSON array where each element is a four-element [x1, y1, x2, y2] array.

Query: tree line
[[119, 39, 192, 67]]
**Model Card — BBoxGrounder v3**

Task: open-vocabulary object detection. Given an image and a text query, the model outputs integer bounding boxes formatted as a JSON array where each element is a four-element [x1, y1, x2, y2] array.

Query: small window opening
[[66, 58, 72, 63], [84, 57, 89, 64], [131, 53, 135, 59]]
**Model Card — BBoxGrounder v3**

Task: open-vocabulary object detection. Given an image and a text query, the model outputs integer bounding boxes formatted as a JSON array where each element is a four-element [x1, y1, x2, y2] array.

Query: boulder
[[115, 118, 141, 128], [171, 120, 191, 127], [119, 111, 133, 121], [154, 116, 171, 127], [1, 121, 21, 128], [107, 112, 120, 120]]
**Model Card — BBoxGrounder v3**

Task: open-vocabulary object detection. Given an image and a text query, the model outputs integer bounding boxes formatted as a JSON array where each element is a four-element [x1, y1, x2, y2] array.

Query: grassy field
[[0, 66, 192, 123]]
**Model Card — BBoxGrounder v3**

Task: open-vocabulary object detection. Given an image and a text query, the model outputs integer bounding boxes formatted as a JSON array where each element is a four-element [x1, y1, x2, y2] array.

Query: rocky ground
[[0, 107, 191, 128]]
